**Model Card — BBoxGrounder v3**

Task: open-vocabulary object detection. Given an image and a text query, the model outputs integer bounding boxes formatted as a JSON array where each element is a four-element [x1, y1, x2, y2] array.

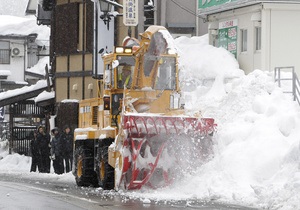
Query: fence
[[274, 66, 300, 105], [12, 126, 37, 156], [10, 101, 45, 156]]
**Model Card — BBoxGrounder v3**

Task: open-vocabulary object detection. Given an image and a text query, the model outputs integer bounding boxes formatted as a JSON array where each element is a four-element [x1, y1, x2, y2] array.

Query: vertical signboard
[[218, 19, 238, 58], [93, 0, 114, 77], [123, 0, 138, 26], [0, 107, 4, 121]]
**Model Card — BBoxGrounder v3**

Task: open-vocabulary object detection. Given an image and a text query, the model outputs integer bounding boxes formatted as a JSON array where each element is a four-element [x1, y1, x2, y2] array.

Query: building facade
[[199, 0, 300, 75], [49, 0, 207, 103], [0, 33, 45, 91]]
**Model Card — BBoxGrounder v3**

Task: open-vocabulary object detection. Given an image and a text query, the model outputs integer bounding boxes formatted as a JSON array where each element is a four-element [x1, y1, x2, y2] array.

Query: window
[[255, 27, 261, 51], [241, 29, 247, 52], [0, 41, 10, 64], [92, 106, 98, 125], [155, 57, 176, 90], [144, 0, 154, 30]]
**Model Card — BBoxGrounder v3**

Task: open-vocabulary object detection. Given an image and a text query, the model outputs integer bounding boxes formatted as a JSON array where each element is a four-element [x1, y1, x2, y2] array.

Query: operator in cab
[[118, 65, 132, 88]]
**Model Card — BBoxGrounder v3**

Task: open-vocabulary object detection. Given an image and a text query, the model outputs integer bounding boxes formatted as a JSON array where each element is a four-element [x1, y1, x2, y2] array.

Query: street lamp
[[99, 0, 112, 30]]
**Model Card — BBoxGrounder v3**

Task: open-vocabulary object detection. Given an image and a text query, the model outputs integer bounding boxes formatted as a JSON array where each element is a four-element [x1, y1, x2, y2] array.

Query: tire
[[73, 146, 98, 187], [97, 139, 115, 190]]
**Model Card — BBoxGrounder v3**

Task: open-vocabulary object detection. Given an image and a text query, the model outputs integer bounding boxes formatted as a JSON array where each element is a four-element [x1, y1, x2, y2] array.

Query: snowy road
[[0, 173, 259, 210]]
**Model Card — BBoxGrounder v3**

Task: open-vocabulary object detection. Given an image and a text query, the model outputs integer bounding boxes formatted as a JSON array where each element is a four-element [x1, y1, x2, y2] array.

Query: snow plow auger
[[112, 113, 215, 190], [72, 25, 216, 190]]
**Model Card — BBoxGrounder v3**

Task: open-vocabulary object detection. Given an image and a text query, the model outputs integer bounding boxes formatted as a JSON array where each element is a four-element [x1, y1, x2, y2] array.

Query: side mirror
[[99, 48, 105, 54]]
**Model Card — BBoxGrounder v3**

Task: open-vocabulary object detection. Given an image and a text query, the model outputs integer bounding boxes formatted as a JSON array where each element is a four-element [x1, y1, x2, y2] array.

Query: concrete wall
[[0, 40, 26, 82], [262, 3, 300, 75]]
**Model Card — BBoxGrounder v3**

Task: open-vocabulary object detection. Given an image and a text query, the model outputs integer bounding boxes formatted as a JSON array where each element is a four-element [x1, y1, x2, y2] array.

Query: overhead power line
[[170, 0, 205, 20]]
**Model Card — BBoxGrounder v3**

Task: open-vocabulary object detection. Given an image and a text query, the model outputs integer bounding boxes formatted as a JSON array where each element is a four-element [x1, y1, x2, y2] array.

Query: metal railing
[[274, 66, 300, 105]]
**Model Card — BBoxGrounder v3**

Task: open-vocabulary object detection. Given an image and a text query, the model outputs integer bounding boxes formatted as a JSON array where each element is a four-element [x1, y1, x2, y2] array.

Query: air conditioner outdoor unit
[[11, 43, 25, 57]]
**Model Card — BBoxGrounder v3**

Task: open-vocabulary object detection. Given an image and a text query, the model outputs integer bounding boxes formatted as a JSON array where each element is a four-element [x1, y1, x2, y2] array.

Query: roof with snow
[[0, 80, 53, 107], [0, 15, 50, 40]]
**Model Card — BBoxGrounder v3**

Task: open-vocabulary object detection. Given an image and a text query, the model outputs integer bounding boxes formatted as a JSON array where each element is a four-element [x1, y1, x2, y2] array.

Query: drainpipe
[[82, 0, 86, 100], [93, 0, 98, 78], [24, 38, 27, 82], [196, 0, 199, 36], [9, 104, 13, 155]]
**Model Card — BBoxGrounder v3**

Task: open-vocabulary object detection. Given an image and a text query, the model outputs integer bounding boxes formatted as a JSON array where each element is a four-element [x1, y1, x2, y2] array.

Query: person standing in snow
[[36, 125, 51, 173], [60, 125, 74, 173], [30, 130, 41, 172], [50, 127, 64, 174]]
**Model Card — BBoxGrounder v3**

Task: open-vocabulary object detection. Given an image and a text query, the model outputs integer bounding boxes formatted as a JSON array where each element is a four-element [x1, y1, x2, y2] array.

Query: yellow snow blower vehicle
[[73, 25, 216, 190]]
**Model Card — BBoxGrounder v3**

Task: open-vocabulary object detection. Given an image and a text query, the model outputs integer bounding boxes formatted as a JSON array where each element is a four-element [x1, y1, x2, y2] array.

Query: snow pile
[[178, 69, 300, 209], [0, 151, 31, 172], [176, 35, 244, 83], [120, 37, 300, 209]]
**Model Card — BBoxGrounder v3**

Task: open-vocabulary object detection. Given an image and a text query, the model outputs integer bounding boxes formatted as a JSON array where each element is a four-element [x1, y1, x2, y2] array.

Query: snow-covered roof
[[0, 70, 11, 76], [35, 90, 55, 103], [0, 80, 53, 107], [0, 15, 50, 40]]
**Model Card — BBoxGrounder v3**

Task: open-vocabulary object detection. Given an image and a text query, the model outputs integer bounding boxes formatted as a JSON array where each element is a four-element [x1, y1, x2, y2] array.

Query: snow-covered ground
[[1, 7, 300, 210]]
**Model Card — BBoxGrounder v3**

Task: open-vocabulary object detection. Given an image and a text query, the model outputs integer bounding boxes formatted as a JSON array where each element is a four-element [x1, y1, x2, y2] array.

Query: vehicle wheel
[[98, 140, 115, 190], [74, 146, 98, 187]]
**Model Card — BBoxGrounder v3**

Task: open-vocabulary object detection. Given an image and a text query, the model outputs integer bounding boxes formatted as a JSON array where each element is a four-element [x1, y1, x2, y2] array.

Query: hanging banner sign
[[123, 0, 138, 26], [0, 107, 4, 121], [218, 19, 238, 58]]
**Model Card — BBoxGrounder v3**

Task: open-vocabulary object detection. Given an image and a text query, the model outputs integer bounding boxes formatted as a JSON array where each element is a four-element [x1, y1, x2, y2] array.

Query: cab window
[[155, 57, 176, 90], [115, 55, 135, 89]]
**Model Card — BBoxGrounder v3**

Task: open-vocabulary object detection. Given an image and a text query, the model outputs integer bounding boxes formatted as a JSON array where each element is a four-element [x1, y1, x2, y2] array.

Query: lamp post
[[99, 0, 112, 30]]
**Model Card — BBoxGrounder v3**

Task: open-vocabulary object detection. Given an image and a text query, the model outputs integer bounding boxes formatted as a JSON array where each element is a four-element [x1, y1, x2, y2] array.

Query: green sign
[[218, 20, 238, 58], [198, 0, 237, 9]]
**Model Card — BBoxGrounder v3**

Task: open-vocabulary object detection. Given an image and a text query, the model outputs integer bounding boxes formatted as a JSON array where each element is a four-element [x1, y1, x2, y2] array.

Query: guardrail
[[274, 66, 300, 105]]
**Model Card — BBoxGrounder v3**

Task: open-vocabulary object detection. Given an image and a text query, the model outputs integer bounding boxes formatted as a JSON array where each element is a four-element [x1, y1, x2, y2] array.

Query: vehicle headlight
[[115, 47, 124, 53]]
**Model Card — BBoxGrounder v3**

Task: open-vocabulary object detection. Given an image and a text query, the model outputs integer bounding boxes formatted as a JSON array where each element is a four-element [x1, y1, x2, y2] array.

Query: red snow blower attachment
[[114, 114, 216, 190]]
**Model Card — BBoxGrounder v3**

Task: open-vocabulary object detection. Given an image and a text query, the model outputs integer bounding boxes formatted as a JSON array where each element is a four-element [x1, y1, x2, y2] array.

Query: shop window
[[255, 27, 261, 51], [0, 41, 10, 64], [241, 29, 247, 52]]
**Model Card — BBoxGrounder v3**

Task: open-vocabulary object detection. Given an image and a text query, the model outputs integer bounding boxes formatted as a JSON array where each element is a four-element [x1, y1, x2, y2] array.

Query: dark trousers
[[30, 155, 41, 172], [40, 154, 50, 173], [64, 154, 73, 173], [53, 156, 64, 174]]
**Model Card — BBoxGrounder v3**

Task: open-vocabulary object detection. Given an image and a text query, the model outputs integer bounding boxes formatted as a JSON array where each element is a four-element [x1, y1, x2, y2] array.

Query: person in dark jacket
[[50, 127, 64, 174], [30, 130, 41, 172], [36, 125, 51, 173], [60, 125, 74, 173]]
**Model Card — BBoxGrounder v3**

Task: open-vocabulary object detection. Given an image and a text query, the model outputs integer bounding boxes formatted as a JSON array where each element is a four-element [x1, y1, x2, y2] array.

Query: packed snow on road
[[0, 18, 300, 209]]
